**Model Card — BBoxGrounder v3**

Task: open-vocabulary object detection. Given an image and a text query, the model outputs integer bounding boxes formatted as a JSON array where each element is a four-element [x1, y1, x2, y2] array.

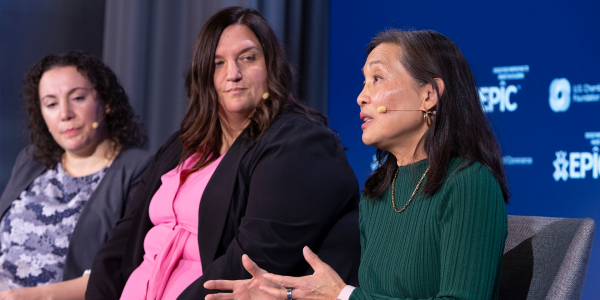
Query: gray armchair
[[499, 215, 595, 300]]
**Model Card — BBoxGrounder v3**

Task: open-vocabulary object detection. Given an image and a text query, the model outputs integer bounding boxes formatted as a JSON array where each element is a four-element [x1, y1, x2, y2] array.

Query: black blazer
[[86, 111, 361, 300], [0, 146, 152, 280]]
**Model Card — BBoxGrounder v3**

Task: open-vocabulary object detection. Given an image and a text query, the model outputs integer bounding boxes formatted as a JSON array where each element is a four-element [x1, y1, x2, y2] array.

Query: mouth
[[360, 113, 373, 129], [62, 127, 81, 135], [226, 87, 247, 95]]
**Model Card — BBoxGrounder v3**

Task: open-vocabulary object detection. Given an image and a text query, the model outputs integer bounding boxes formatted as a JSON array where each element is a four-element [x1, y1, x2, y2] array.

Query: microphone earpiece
[[376, 106, 421, 113], [92, 114, 107, 129]]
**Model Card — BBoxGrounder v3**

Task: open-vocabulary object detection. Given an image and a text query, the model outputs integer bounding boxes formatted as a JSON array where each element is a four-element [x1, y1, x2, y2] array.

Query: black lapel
[[198, 131, 254, 271], [0, 154, 46, 219], [127, 139, 183, 271]]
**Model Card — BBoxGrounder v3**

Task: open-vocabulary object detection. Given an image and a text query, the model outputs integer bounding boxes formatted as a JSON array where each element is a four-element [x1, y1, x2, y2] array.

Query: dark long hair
[[22, 51, 147, 168], [179, 6, 325, 168], [363, 29, 509, 203]]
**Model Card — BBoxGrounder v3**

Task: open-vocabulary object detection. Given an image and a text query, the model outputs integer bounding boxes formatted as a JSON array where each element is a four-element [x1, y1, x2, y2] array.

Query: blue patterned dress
[[0, 163, 106, 288]]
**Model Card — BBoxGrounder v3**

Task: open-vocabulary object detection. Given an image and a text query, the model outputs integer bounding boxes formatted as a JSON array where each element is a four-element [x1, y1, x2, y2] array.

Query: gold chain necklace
[[61, 145, 118, 177], [391, 166, 430, 213]]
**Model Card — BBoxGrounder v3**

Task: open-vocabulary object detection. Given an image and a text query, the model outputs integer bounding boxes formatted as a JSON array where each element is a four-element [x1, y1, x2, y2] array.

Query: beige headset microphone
[[376, 106, 422, 113], [92, 111, 109, 129], [377, 106, 436, 126]]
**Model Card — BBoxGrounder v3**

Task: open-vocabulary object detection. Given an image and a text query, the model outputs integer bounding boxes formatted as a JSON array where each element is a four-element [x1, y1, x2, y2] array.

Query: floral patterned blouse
[[0, 163, 106, 288]]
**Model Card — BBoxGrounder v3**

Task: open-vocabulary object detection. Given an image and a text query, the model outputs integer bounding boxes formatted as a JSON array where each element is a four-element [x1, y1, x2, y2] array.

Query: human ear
[[420, 78, 444, 111]]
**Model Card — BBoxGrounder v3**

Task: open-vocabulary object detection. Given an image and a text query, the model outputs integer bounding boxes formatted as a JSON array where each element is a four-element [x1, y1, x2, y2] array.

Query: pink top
[[121, 153, 225, 300]]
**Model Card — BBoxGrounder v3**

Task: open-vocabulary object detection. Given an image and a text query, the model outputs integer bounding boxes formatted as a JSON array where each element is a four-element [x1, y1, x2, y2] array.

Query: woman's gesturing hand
[[204, 254, 282, 300], [260, 247, 346, 300]]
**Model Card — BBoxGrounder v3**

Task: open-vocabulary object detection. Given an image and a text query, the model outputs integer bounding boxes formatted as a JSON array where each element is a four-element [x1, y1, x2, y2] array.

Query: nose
[[225, 61, 242, 82], [59, 100, 75, 121], [357, 86, 370, 107]]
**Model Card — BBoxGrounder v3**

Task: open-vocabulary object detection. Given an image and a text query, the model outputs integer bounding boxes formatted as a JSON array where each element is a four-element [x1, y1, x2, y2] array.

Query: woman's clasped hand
[[205, 247, 347, 300], [259, 247, 347, 300], [202, 255, 281, 300]]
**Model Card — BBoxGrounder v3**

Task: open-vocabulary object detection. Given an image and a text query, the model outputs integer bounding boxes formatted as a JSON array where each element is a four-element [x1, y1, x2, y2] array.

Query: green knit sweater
[[350, 158, 507, 300]]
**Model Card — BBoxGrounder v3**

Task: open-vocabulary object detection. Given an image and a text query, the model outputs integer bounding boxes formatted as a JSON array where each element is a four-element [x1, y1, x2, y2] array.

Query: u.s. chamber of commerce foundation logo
[[552, 132, 600, 181], [479, 65, 528, 113], [549, 78, 571, 112], [549, 78, 600, 113]]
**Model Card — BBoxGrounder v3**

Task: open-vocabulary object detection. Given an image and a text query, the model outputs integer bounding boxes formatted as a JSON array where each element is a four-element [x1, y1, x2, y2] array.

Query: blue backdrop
[[328, 1, 599, 298]]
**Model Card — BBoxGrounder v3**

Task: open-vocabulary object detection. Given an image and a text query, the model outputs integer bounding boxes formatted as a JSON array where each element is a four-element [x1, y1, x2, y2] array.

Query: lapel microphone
[[377, 106, 422, 113]]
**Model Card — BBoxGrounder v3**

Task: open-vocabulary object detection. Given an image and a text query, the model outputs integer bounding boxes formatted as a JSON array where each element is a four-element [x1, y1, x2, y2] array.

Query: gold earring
[[424, 110, 436, 127], [262, 92, 269, 99], [92, 122, 99, 129]]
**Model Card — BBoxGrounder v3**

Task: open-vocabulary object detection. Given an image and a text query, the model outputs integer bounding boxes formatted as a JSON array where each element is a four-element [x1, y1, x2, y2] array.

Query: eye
[[362, 81, 365, 86], [242, 55, 255, 62], [215, 60, 224, 67], [73, 96, 85, 101], [373, 75, 381, 82], [46, 102, 57, 108]]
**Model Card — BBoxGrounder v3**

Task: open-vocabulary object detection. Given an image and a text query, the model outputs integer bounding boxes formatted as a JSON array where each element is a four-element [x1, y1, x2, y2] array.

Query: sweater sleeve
[[349, 163, 507, 300]]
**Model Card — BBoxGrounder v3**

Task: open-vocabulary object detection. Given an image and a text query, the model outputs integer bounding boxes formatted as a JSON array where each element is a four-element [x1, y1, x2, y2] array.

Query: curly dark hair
[[22, 51, 147, 168]]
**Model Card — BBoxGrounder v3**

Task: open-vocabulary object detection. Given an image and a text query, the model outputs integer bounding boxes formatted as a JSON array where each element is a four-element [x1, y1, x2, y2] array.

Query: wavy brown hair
[[363, 29, 509, 203], [180, 6, 326, 168], [22, 51, 147, 168]]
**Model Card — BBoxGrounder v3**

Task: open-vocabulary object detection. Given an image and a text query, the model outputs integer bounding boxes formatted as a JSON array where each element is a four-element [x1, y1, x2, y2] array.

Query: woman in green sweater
[[204, 29, 509, 300]]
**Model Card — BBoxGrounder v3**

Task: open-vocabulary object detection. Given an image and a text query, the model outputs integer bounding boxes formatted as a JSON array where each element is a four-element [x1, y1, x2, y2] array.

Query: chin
[[362, 135, 378, 148], [62, 140, 89, 153], [226, 106, 255, 117]]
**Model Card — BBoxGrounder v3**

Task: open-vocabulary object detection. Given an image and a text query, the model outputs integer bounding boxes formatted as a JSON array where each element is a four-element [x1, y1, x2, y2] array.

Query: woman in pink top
[[120, 153, 224, 299], [86, 7, 361, 300]]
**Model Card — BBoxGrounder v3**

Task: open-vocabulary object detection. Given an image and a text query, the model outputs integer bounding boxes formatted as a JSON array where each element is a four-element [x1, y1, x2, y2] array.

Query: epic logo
[[479, 81, 519, 113], [479, 65, 528, 113], [553, 150, 600, 181], [549, 78, 571, 112]]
